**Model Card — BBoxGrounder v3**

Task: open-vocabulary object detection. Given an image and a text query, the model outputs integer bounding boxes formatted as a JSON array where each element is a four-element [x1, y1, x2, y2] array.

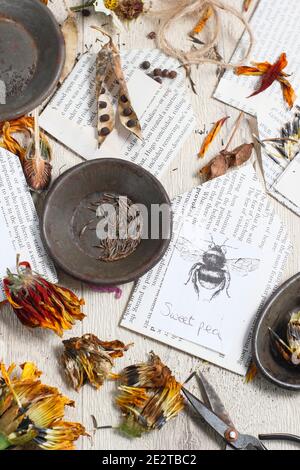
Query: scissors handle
[[259, 433, 300, 445]]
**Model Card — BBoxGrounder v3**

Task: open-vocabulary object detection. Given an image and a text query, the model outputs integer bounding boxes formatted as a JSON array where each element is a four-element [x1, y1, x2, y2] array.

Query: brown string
[[149, 0, 254, 69]]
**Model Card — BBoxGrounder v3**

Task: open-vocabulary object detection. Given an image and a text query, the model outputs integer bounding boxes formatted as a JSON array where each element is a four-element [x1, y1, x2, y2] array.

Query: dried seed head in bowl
[[269, 311, 300, 366]]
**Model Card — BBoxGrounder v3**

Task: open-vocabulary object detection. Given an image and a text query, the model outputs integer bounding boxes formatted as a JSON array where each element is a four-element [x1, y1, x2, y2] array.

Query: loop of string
[[149, 0, 254, 69]]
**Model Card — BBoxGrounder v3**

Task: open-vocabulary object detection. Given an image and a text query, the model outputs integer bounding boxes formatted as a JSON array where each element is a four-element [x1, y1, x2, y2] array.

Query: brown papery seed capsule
[[147, 31, 156, 39]]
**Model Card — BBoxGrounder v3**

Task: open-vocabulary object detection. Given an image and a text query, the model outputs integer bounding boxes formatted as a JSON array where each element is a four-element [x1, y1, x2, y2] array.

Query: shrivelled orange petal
[[279, 77, 297, 108], [198, 116, 229, 158], [192, 6, 213, 34], [235, 66, 263, 76], [245, 362, 258, 383], [249, 52, 288, 98], [235, 53, 295, 108], [243, 0, 252, 12]]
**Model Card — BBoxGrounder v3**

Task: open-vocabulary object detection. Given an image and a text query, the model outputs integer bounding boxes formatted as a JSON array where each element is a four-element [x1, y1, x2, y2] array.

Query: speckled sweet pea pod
[[96, 45, 115, 146]]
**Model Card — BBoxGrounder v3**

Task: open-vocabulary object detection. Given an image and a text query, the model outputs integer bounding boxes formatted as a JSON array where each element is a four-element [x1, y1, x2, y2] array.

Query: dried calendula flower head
[[0, 362, 86, 450], [116, 0, 144, 20], [3, 259, 85, 336], [62, 334, 131, 391], [116, 352, 184, 438], [120, 351, 173, 388], [269, 311, 300, 366]]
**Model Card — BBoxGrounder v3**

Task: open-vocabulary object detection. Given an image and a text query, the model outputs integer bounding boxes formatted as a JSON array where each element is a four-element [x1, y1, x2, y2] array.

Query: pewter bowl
[[0, 0, 65, 120]]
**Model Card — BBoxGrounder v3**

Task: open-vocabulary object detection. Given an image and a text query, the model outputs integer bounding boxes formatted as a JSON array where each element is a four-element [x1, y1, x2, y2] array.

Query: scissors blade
[[182, 387, 231, 441], [195, 371, 235, 429]]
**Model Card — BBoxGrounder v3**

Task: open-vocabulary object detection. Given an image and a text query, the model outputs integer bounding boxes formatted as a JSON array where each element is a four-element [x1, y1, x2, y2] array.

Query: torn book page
[[0, 149, 57, 301], [40, 49, 195, 178], [120, 164, 291, 376]]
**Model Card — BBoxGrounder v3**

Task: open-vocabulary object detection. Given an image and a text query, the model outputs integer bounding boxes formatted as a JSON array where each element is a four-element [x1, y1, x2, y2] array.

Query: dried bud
[[116, 0, 144, 20]]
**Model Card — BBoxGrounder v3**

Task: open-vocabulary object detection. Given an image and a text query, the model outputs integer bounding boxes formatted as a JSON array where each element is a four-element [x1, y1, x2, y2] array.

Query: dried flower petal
[[235, 53, 296, 108], [61, 334, 131, 391], [116, 352, 184, 438], [23, 132, 52, 192], [191, 6, 213, 35], [3, 260, 85, 336], [245, 362, 258, 383], [0, 362, 85, 450], [116, 0, 144, 20], [243, 0, 252, 12], [198, 116, 229, 158]]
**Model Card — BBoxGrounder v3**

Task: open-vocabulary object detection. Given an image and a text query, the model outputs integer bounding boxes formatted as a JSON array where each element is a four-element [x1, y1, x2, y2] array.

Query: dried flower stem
[[224, 111, 244, 151]]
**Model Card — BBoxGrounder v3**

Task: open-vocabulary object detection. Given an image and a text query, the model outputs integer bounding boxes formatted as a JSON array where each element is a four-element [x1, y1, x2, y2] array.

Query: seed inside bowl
[[79, 193, 142, 262]]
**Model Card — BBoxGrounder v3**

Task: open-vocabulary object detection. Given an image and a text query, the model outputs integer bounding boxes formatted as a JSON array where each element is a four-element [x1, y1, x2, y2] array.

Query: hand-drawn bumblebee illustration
[[176, 236, 260, 301]]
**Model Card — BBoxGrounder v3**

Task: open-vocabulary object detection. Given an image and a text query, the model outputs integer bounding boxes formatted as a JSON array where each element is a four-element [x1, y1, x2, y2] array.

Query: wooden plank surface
[[1, 0, 300, 450]]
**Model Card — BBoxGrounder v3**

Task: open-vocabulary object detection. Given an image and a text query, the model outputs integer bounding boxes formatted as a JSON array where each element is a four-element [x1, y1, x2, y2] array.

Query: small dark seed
[[162, 69, 169, 77], [127, 119, 137, 128], [153, 68, 162, 77], [100, 127, 110, 136], [140, 61, 151, 70], [123, 107, 133, 117], [147, 31, 156, 39], [99, 101, 107, 109], [168, 70, 178, 79], [81, 9, 91, 17], [100, 87, 106, 94], [154, 77, 162, 84], [120, 95, 128, 103], [100, 114, 110, 122]]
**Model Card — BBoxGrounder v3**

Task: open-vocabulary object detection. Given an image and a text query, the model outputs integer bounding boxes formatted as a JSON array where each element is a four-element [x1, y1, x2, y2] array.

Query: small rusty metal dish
[[41, 159, 172, 285], [0, 0, 65, 120], [253, 273, 300, 391]]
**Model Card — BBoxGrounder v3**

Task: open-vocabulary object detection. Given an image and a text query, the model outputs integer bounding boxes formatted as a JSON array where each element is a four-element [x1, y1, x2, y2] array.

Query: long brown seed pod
[[96, 45, 115, 146], [92, 26, 142, 141], [60, 13, 78, 83]]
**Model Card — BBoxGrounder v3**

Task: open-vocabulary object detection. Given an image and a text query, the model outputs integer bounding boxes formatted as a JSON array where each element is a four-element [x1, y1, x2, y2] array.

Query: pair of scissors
[[182, 371, 300, 450]]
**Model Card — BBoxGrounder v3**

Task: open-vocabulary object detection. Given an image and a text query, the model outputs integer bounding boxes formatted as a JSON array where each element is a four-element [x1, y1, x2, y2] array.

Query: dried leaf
[[200, 143, 253, 181], [191, 6, 213, 35], [198, 116, 229, 158], [243, 0, 252, 12], [235, 53, 296, 108], [60, 14, 78, 83]]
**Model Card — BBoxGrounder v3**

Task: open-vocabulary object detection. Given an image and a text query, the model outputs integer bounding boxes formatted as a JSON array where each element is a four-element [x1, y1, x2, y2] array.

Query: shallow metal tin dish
[[0, 0, 65, 120], [253, 272, 300, 391], [42, 159, 172, 286]]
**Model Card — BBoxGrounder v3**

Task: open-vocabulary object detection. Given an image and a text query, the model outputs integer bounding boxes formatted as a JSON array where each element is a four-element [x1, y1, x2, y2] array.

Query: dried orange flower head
[[62, 334, 132, 391], [3, 260, 85, 336], [0, 362, 85, 450], [116, 352, 184, 438]]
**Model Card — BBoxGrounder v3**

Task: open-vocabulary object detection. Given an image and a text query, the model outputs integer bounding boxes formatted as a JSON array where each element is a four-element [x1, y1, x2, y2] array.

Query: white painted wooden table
[[1, 0, 300, 450]]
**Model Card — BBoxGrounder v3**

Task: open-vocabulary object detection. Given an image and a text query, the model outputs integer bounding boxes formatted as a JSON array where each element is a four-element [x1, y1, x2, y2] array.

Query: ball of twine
[[149, 0, 254, 69]]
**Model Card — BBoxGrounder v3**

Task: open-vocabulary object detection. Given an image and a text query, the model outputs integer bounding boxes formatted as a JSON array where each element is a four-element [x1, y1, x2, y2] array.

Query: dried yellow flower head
[[0, 362, 85, 450], [104, 0, 119, 9]]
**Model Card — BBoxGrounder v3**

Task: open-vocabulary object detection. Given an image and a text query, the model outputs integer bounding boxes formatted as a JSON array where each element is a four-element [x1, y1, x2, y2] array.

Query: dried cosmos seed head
[[3, 260, 85, 336], [116, 0, 144, 20], [269, 312, 300, 366], [61, 334, 132, 391], [0, 362, 86, 450]]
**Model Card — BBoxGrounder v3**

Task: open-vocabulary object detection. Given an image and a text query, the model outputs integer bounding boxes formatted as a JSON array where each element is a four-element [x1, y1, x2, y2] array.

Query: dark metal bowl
[[0, 0, 65, 120], [253, 273, 300, 391], [41, 159, 172, 285]]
